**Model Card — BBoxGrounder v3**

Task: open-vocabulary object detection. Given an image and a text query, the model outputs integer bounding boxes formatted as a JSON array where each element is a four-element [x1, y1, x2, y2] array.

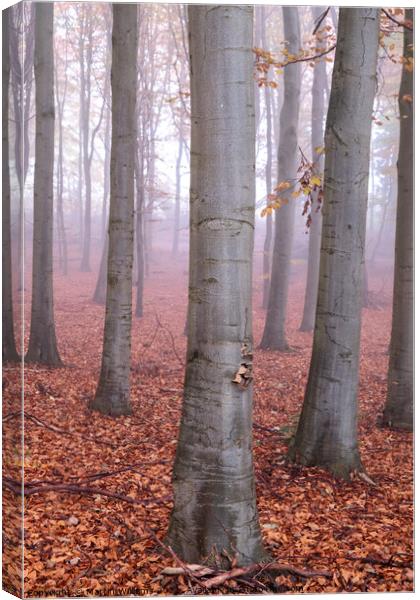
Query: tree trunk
[[288, 8, 379, 479], [26, 2, 62, 366], [260, 7, 301, 350], [381, 11, 413, 431], [299, 6, 328, 332], [92, 231, 108, 305], [2, 9, 19, 363], [89, 4, 137, 416], [135, 151, 145, 318], [171, 134, 183, 257], [80, 22, 93, 273], [260, 6, 273, 311], [166, 5, 266, 566]]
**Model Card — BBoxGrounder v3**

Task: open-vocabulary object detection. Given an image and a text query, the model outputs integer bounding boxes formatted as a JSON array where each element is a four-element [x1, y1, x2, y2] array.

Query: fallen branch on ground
[[3, 477, 172, 506]]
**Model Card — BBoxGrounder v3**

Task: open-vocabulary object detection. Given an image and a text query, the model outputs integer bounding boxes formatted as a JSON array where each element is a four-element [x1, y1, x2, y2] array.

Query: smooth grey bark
[[260, 6, 273, 310], [299, 6, 328, 332], [260, 7, 301, 350], [26, 3, 62, 366], [166, 5, 266, 566], [2, 9, 19, 363], [288, 9, 380, 479], [89, 4, 137, 416], [381, 11, 413, 431], [92, 231, 108, 305]]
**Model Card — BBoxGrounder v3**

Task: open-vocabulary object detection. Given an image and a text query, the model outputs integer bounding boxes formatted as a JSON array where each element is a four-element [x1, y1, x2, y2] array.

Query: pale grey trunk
[[382, 11, 413, 431], [89, 4, 137, 416], [171, 135, 183, 257], [92, 231, 108, 305], [260, 6, 273, 311], [288, 9, 379, 479], [26, 3, 62, 366], [2, 9, 19, 362], [299, 6, 328, 332], [166, 5, 265, 566], [80, 24, 93, 273], [260, 7, 301, 350], [135, 151, 145, 318]]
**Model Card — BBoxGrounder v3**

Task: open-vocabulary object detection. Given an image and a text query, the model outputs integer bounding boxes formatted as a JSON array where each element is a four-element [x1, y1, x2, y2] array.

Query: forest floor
[[2, 249, 413, 596]]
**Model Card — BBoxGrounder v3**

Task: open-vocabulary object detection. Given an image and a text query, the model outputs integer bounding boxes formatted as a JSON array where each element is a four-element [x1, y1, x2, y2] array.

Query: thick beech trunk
[[299, 6, 328, 332], [288, 8, 379, 479], [89, 4, 137, 416], [26, 3, 62, 366], [260, 8, 301, 350], [166, 5, 265, 566], [2, 10, 19, 363], [382, 11, 413, 431]]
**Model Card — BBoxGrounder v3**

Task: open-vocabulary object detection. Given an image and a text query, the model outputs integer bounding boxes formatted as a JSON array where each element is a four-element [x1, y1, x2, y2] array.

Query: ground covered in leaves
[[3, 249, 413, 596]]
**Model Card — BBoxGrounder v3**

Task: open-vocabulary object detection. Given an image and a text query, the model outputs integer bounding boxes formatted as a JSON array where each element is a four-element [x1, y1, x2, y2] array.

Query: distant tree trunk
[[92, 231, 108, 305], [299, 6, 328, 332], [381, 11, 413, 431], [80, 20, 93, 273], [101, 19, 112, 242], [135, 151, 145, 318], [288, 8, 379, 479], [2, 9, 19, 363], [260, 6, 273, 310], [260, 7, 301, 350], [26, 2, 62, 366], [166, 5, 265, 566], [10, 3, 34, 289], [89, 4, 137, 416], [171, 135, 183, 257], [54, 39, 68, 276]]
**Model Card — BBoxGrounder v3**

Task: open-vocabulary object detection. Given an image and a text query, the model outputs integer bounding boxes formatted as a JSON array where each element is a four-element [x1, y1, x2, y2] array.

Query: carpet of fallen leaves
[[2, 248, 413, 596]]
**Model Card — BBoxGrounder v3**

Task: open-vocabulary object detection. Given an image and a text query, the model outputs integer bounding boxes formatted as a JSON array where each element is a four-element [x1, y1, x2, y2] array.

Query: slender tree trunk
[[288, 9, 379, 479], [260, 7, 273, 310], [2, 9, 19, 362], [92, 231, 108, 305], [135, 151, 145, 318], [26, 2, 62, 366], [260, 7, 301, 350], [171, 135, 183, 257], [80, 28, 93, 273], [381, 11, 413, 431], [299, 6, 328, 332], [89, 4, 137, 416], [166, 5, 266, 566]]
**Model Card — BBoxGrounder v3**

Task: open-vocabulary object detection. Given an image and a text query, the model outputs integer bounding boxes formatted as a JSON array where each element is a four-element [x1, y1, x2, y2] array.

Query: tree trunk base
[[259, 338, 290, 352], [380, 413, 413, 432], [287, 439, 363, 481], [298, 322, 314, 333], [25, 346, 63, 368], [88, 392, 131, 417]]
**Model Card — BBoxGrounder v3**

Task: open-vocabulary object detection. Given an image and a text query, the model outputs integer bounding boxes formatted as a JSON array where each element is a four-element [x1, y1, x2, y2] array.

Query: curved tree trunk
[[89, 4, 137, 416], [260, 7, 301, 350], [26, 2, 62, 367], [288, 8, 379, 479], [2, 9, 19, 363], [166, 5, 265, 566], [381, 10, 413, 431], [299, 5, 328, 332]]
